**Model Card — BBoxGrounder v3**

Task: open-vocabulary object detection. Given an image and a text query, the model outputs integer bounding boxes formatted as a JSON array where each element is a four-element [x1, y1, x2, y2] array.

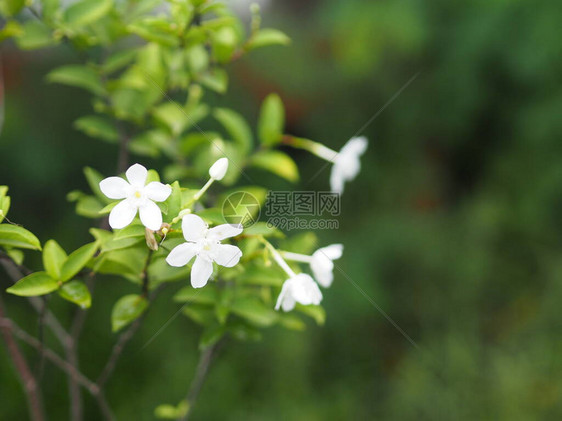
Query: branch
[[180, 339, 226, 421], [0, 315, 114, 420], [0, 296, 45, 421], [97, 261, 162, 389]]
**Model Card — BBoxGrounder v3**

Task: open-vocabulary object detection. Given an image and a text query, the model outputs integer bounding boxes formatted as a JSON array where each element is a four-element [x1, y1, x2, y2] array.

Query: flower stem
[[282, 136, 338, 163], [260, 238, 296, 278], [280, 251, 313, 263]]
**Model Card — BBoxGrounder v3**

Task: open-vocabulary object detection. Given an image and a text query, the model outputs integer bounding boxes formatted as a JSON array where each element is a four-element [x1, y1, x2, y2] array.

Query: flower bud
[[145, 227, 159, 251], [209, 158, 229, 181]]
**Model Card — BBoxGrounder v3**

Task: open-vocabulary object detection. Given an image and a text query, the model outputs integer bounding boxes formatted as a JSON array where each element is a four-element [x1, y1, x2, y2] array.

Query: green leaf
[[173, 285, 217, 305], [244, 222, 284, 238], [0, 224, 41, 250], [238, 266, 285, 287], [42, 239, 67, 279], [59, 242, 99, 283], [200, 68, 228, 94], [227, 320, 262, 342], [0, 21, 23, 42], [63, 0, 113, 28], [111, 294, 148, 332], [0, 0, 25, 16], [230, 297, 278, 327], [114, 224, 146, 240], [279, 313, 306, 331], [74, 115, 119, 143], [257, 93, 284, 146], [154, 401, 189, 419], [0, 186, 10, 223], [83, 167, 109, 202], [213, 108, 252, 154], [47, 65, 105, 96], [76, 196, 105, 218], [16, 20, 57, 50], [165, 181, 181, 224], [297, 305, 326, 325], [7, 272, 59, 297], [182, 305, 215, 326], [101, 48, 138, 74], [246, 28, 291, 51], [58, 280, 91, 309], [249, 150, 299, 183], [199, 325, 225, 350], [152, 102, 191, 137]]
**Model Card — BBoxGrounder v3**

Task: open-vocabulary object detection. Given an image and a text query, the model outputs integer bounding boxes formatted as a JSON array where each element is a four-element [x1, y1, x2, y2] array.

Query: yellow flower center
[[134, 191, 142, 199]]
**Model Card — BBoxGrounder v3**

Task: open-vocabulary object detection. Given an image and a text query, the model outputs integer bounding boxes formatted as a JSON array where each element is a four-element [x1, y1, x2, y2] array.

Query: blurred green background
[[2, 0, 562, 419]]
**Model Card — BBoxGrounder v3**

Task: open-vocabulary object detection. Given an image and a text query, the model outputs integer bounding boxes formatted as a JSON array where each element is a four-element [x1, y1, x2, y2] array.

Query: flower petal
[[126, 163, 148, 187], [310, 256, 334, 288], [108, 200, 137, 229], [139, 200, 162, 231], [144, 182, 171, 202], [99, 177, 129, 200], [291, 273, 322, 305], [207, 223, 243, 241], [182, 214, 207, 242], [275, 281, 294, 311], [341, 136, 368, 156], [191, 256, 213, 288], [166, 243, 197, 267], [212, 244, 242, 267], [330, 166, 345, 194], [319, 244, 343, 260]]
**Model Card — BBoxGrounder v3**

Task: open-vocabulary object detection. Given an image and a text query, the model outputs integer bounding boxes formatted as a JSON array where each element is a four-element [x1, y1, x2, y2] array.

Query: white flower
[[330, 136, 368, 194], [310, 244, 343, 288], [209, 158, 229, 181], [275, 273, 322, 312], [166, 214, 243, 288], [99, 163, 171, 231]]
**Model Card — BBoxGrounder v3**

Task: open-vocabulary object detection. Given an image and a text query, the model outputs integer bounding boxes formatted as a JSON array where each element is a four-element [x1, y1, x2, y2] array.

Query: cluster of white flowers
[[99, 153, 350, 312], [272, 243, 343, 312]]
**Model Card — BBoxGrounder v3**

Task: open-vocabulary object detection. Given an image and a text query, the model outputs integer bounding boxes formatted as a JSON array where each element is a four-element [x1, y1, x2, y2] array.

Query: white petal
[[144, 182, 171, 202], [191, 256, 213, 288], [212, 244, 242, 267], [310, 256, 334, 288], [182, 214, 207, 242], [319, 244, 343, 260], [108, 200, 137, 229], [290, 274, 323, 305], [341, 136, 368, 156], [99, 177, 129, 200], [275, 281, 294, 311], [207, 223, 243, 241], [126, 163, 148, 187], [330, 166, 345, 194], [139, 200, 162, 231], [166, 243, 198, 267]]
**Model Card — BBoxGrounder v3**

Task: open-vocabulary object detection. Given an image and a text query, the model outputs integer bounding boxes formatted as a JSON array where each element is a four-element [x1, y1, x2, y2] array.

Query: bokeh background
[[2, 0, 562, 419]]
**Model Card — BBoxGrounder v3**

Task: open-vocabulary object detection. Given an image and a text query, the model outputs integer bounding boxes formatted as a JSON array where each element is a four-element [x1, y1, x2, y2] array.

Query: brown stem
[[0, 295, 45, 421], [180, 339, 226, 421], [0, 253, 112, 419], [0, 315, 114, 420]]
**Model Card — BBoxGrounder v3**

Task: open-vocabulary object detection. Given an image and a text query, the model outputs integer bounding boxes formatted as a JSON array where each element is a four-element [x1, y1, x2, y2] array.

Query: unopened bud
[[145, 228, 159, 251], [209, 158, 229, 181]]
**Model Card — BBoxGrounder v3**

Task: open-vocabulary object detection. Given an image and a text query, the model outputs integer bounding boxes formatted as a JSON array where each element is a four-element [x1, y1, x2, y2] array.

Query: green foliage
[[58, 280, 92, 309], [0, 224, 41, 250], [258, 93, 285, 147], [111, 294, 148, 332], [7, 272, 59, 296]]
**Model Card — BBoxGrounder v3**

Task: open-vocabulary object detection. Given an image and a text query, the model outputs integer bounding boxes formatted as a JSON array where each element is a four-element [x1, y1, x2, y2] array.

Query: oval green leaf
[[6, 272, 59, 297], [111, 294, 148, 332]]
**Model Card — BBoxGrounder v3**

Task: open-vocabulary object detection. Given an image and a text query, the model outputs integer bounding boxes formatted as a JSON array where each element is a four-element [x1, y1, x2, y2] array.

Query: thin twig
[[96, 271, 162, 389], [0, 315, 114, 420], [180, 339, 227, 421], [0, 296, 45, 421]]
